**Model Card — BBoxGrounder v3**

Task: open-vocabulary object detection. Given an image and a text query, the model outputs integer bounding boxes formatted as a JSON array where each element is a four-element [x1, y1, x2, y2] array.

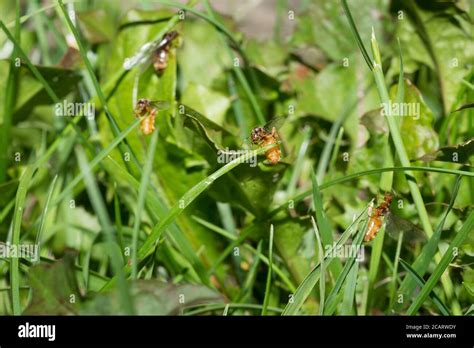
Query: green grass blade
[[341, 260, 359, 315], [388, 231, 404, 313], [399, 259, 450, 316], [31, 0, 52, 65], [287, 127, 312, 198], [341, 0, 373, 70], [0, 0, 20, 183], [396, 39, 405, 106], [269, 166, 474, 218], [191, 216, 296, 292], [113, 185, 125, 251], [102, 156, 209, 285], [395, 176, 462, 312], [407, 210, 474, 315], [131, 130, 159, 279], [311, 216, 325, 315], [53, 118, 142, 205], [34, 174, 59, 260], [137, 145, 276, 262], [236, 241, 262, 303], [311, 170, 342, 278], [282, 205, 369, 315], [10, 166, 36, 315], [261, 225, 274, 316], [0, 20, 93, 150], [101, 144, 276, 291], [316, 89, 362, 182], [75, 146, 134, 314], [57, 0, 141, 173], [323, 219, 367, 315], [365, 225, 386, 315]]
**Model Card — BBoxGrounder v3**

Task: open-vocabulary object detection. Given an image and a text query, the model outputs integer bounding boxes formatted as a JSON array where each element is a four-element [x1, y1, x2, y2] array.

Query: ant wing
[[385, 212, 426, 243], [123, 40, 162, 70], [156, 31, 180, 50], [148, 100, 170, 111], [263, 116, 286, 133]]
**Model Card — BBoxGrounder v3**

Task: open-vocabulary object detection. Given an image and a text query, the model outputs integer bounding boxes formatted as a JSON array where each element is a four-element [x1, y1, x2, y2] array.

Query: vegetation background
[[0, 0, 472, 316]]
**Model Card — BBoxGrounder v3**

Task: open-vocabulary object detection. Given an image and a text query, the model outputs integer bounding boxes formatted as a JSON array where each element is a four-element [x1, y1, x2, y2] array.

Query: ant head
[[251, 127, 265, 144], [384, 192, 393, 204], [136, 99, 149, 112]]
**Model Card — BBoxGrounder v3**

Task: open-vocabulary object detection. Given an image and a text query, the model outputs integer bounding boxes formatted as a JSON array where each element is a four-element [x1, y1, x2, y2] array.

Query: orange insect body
[[134, 99, 157, 135], [251, 126, 281, 165], [364, 193, 392, 242], [140, 109, 156, 135], [153, 31, 179, 75], [153, 50, 168, 73]]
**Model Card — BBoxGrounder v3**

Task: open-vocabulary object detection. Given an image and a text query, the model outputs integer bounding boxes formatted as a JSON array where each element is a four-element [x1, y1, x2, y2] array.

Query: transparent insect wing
[[148, 100, 170, 111], [158, 31, 179, 50], [123, 40, 161, 70], [385, 212, 426, 242], [263, 116, 286, 133]]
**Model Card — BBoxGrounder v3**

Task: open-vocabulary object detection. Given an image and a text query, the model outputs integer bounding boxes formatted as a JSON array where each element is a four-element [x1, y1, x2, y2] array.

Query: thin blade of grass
[[365, 225, 386, 315], [101, 144, 277, 291], [103, 156, 209, 285], [0, 0, 20, 183], [323, 218, 367, 315], [34, 174, 59, 261], [261, 225, 274, 315], [131, 130, 159, 279], [387, 231, 404, 313], [191, 215, 296, 292], [53, 118, 141, 205], [269, 166, 474, 218], [395, 176, 462, 312], [287, 127, 312, 198], [236, 241, 262, 304], [57, 0, 142, 174], [75, 146, 134, 314], [311, 170, 342, 278], [341, 259, 359, 315], [282, 205, 369, 315], [113, 185, 125, 251], [311, 216, 325, 315], [407, 210, 474, 315], [10, 166, 36, 315], [341, 0, 373, 70], [399, 259, 450, 316]]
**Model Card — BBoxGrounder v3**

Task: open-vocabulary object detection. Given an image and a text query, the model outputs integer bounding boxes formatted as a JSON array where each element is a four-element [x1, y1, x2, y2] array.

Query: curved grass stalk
[[269, 166, 474, 217], [100, 144, 278, 291], [282, 205, 369, 315]]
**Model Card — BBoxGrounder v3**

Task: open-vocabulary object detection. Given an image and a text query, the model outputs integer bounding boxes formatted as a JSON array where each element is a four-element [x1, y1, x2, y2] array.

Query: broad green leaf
[[23, 251, 82, 315]]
